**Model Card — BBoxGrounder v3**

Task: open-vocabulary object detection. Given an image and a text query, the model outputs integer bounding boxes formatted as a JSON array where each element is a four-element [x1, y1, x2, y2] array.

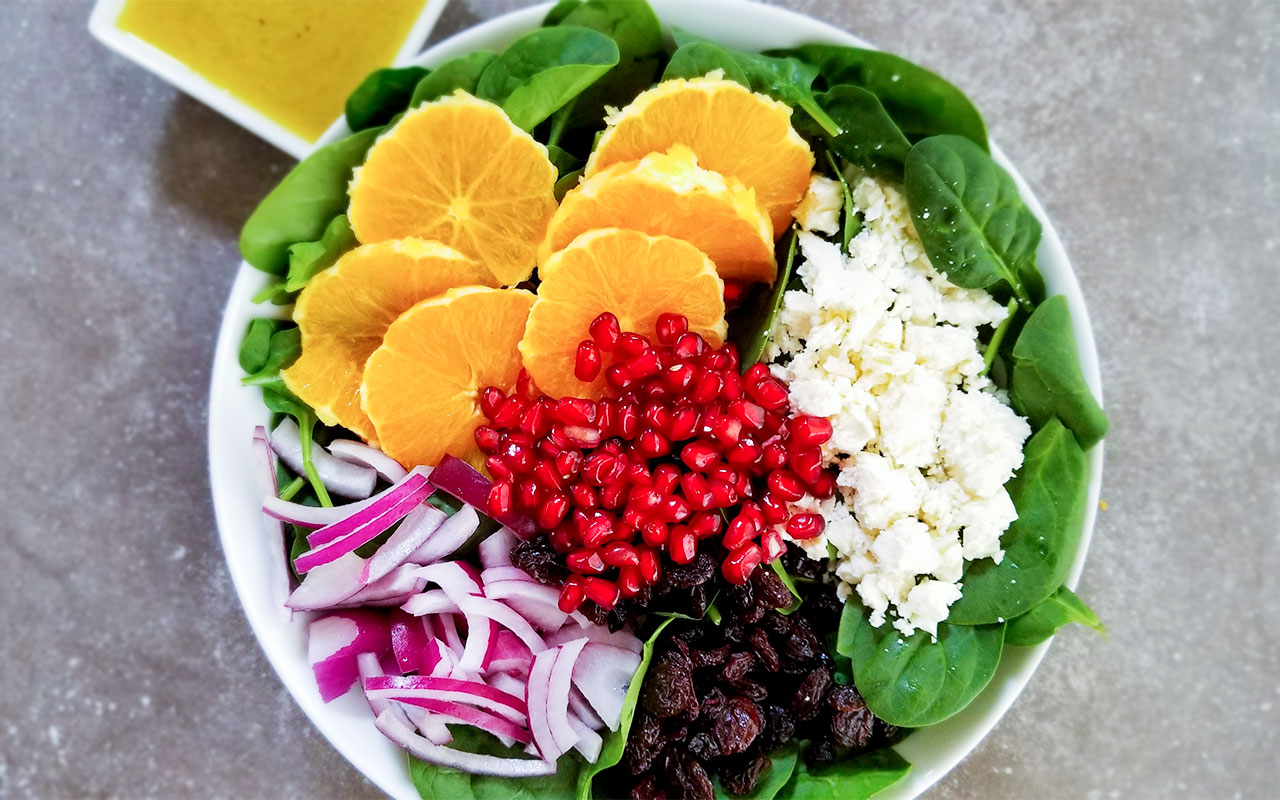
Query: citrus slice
[[347, 91, 557, 286], [361, 286, 535, 468], [542, 144, 776, 285], [584, 76, 814, 239], [281, 238, 497, 441], [521, 228, 726, 399]]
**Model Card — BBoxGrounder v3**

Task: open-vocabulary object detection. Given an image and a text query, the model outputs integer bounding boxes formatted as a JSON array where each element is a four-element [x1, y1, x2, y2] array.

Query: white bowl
[[88, 0, 451, 158], [207, 2, 1105, 798]]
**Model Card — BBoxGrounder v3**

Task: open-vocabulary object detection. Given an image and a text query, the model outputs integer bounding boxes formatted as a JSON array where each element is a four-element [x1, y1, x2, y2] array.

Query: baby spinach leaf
[[731, 231, 798, 368], [720, 740, 800, 800], [768, 559, 803, 615], [779, 44, 987, 149], [820, 151, 861, 253], [982, 298, 1021, 374], [547, 144, 585, 180], [576, 617, 675, 800], [555, 167, 584, 201], [240, 327, 301, 387], [259, 383, 332, 507], [476, 27, 620, 132], [778, 746, 911, 800], [948, 418, 1090, 625], [904, 135, 1042, 310], [809, 86, 911, 181], [345, 65, 429, 131], [551, 54, 660, 153], [549, 0, 662, 61], [542, 0, 582, 27], [239, 126, 382, 275], [1010, 295, 1109, 450], [847, 601, 1005, 727], [410, 727, 583, 800], [1004, 585, 1105, 647], [238, 318, 281, 374], [410, 51, 498, 108], [663, 41, 749, 84], [285, 214, 357, 292]]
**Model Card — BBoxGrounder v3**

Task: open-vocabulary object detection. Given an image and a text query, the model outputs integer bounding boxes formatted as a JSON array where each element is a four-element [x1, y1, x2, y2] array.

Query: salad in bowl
[[209, 2, 1107, 798]]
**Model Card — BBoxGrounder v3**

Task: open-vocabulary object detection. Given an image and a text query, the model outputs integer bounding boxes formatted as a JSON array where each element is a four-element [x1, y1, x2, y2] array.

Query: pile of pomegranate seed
[[476, 312, 833, 614]]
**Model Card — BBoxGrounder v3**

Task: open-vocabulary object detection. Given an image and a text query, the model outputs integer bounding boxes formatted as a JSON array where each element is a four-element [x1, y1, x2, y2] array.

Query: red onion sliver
[[547, 638, 588, 752], [373, 709, 555, 776], [569, 685, 605, 732], [306, 468, 431, 547], [327, 438, 410, 483], [286, 552, 366, 611], [478, 527, 518, 571], [567, 711, 603, 763], [360, 505, 447, 586], [405, 504, 481, 566], [270, 418, 377, 499], [335, 564, 426, 608], [295, 482, 433, 573], [525, 648, 561, 762], [571, 642, 643, 731], [251, 427, 292, 622], [308, 610, 391, 702], [412, 562, 484, 599], [390, 610, 430, 674], [364, 675, 527, 714], [427, 456, 537, 537], [480, 566, 536, 585]]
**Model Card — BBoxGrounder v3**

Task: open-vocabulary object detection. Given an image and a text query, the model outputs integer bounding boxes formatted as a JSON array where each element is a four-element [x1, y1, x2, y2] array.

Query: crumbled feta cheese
[[770, 172, 1031, 638]]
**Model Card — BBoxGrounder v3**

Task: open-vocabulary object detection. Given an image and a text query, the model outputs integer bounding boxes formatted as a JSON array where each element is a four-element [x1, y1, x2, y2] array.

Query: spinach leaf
[[410, 51, 499, 108], [240, 327, 301, 387], [345, 65, 429, 131], [768, 559, 803, 615], [719, 740, 800, 800], [779, 44, 987, 149], [778, 746, 911, 800], [238, 318, 281, 373], [547, 144, 585, 180], [821, 151, 861, 253], [476, 27, 620, 132], [549, 54, 660, 155], [239, 126, 382, 275], [410, 727, 582, 800], [811, 86, 911, 181], [846, 600, 1005, 727], [555, 168, 585, 201], [948, 418, 1089, 624], [542, 0, 582, 27], [730, 231, 798, 368], [982, 298, 1021, 374], [576, 617, 675, 800], [904, 135, 1043, 310], [286, 214, 357, 291], [1010, 295, 1109, 450], [663, 41, 749, 84], [260, 383, 332, 507], [549, 0, 662, 61], [1005, 585, 1105, 647]]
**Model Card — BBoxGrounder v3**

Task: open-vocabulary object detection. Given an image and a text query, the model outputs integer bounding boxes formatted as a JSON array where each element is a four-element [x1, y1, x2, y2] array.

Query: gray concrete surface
[[1, 0, 1276, 797]]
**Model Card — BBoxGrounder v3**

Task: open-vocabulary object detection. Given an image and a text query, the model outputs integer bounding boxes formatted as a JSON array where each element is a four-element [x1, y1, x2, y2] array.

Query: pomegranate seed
[[474, 426, 501, 453], [600, 437, 625, 454], [667, 406, 701, 441], [519, 402, 550, 438], [761, 441, 789, 471], [708, 479, 738, 508], [744, 363, 771, 384], [553, 449, 583, 481], [739, 502, 764, 527], [605, 364, 632, 391], [618, 566, 643, 598], [722, 343, 740, 371], [600, 480, 628, 510], [729, 400, 766, 430], [787, 513, 825, 539], [597, 400, 617, 436], [570, 483, 598, 510], [790, 445, 824, 484], [617, 332, 648, 358], [516, 368, 535, 399], [575, 340, 603, 382], [616, 401, 641, 439], [492, 395, 527, 427], [621, 506, 645, 529], [691, 370, 724, 404], [649, 464, 678, 494], [722, 279, 749, 308], [589, 312, 621, 351], [516, 479, 540, 512], [708, 465, 740, 486], [480, 386, 506, 419], [721, 369, 744, 401], [654, 313, 689, 344], [582, 452, 618, 485], [640, 520, 668, 547], [700, 350, 730, 371], [550, 524, 574, 552], [555, 397, 598, 426], [790, 414, 833, 448], [625, 461, 653, 485], [680, 472, 714, 510], [579, 514, 614, 547], [558, 578, 585, 612], [628, 486, 664, 512], [726, 440, 762, 468], [673, 332, 706, 360], [760, 411, 786, 437], [602, 542, 640, 568], [722, 543, 763, 584], [659, 495, 691, 523], [641, 404, 671, 432], [810, 471, 837, 499], [668, 527, 697, 564], [537, 493, 570, 529], [709, 414, 743, 446], [761, 529, 786, 563], [531, 460, 565, 493], [636, 430, 670, 458], [663, 363, 697, 393], [759, 492, 790, 524], [624, 349, 661, 380], [563, 425, 602, 448], [485, 455, 512, 481], [723, 514, 759, 550], [487, 481, 513, 518], [638, 548, 661, 584], [582, 576, 621, 609], [688, 511, 722, 539], [680, 441, 718, 471], [747, 376, 789, 410], [768, 470, 806, 502]]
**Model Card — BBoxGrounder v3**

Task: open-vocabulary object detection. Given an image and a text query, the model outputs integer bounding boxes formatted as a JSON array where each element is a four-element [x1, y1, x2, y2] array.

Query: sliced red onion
[[373, 709, 555, 777], [525, 648, 561, 762], [546, 621, 643, 655], [404, 706, 453, 745], [360, 505, 447, 586], [401, 590, 458, 618], [567, 711, 603, 763], [420, 638, 451, 674], [412, 561, 484, 599], [569, 685, 605, 731], [270, 418, 377, 499], [454, 595, 547, 655], [405, 504, 481, 566], [251, 427, 292, 622], [327, 438, 410, 483], [295, 482, 434, 573], [437, 614, 465, 657], [308, 610, 391, 702], [306, 468, 431, 547], [480, 566, 537, 585], [485, 671, 528, 703], [478, 527, 518, 570], [335, 564, 426, 608], [547, 638, 588, 752], [286, 552, 366, 611], [571, 643, 642, 731], [364, 675, 527, 715], [458, 614, 497, 676], [484, 630, 533, 676], [383, 696, 531, 743], [390, 610, 430, 674], [483, 582, 575, 632], [262, 494, 371, 528], [427, 456, 537, 537]]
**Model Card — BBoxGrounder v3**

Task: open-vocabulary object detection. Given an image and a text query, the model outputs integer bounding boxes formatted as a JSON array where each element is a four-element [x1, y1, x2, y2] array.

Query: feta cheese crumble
[[776, 174, 1031, 638]]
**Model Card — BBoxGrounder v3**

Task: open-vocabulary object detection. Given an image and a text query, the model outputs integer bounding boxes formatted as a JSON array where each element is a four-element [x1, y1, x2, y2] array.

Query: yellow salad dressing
[[117, 0, 428, 142]]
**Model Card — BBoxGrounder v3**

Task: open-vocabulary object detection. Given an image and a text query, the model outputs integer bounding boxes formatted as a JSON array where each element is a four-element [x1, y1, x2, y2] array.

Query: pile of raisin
[[614, 560, 897, 799]]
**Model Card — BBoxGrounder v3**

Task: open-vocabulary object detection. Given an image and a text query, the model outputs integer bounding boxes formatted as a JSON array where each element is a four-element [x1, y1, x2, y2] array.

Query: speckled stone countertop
[[2, 1, 1276, 797]]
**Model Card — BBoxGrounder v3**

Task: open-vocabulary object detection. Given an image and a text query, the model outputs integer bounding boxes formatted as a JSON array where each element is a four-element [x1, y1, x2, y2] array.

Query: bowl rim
[[207, 2, 1104, 798], [86, 0, 452, 159]]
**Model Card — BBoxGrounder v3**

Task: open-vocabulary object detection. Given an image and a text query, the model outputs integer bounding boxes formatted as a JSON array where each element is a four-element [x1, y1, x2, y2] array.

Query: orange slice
[[361, 286, 535, 467], [347, 91, 557, 286], [520, 229, 726, 399], [281, 239, 497, 441], [542, 144, 776, 285], [585, 76, 814, 239]]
